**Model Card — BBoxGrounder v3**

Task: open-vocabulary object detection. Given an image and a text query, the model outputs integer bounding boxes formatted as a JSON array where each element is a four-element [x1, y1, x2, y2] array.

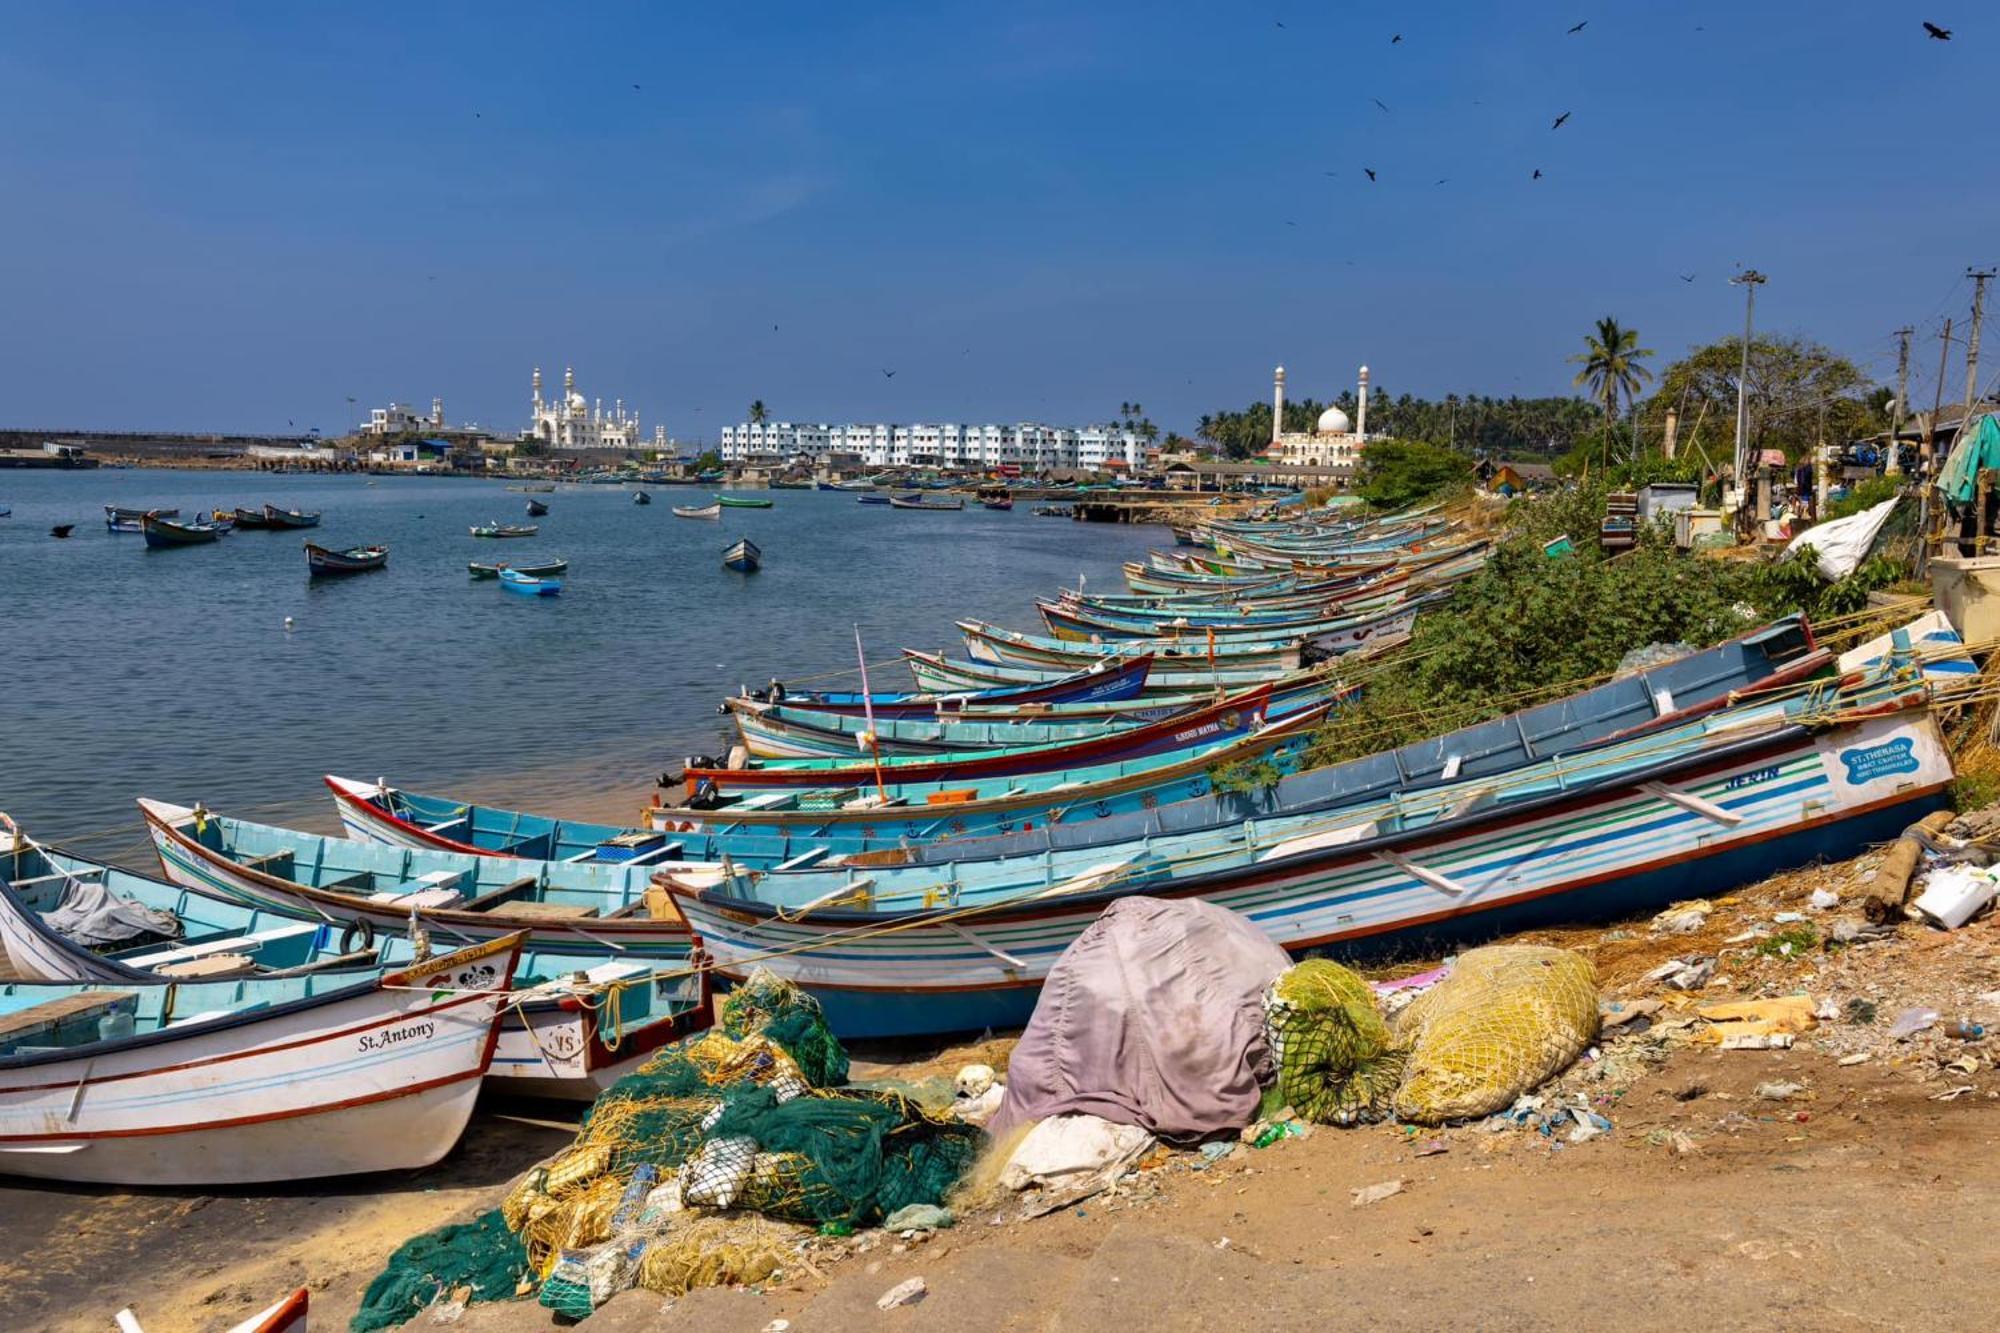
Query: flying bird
[[1285, 219, 1298, 226], [1274, 19, 1285, 28], [1363, 167, 1377, 181], [1924, 22, 1952, 40], [882, 369, 897, 379], [1371, 97, 1391, 112], [1435, 177, 1449, 185], [1679, 273, 1697, 283], [633, 83, 642, 90], [1552, 111, 1571, 129], [1532, 168, 1543, 179], [1567, 20, 1587, 34], [1322, 171, 1338, 177], [1390, 33, 1402, 44]]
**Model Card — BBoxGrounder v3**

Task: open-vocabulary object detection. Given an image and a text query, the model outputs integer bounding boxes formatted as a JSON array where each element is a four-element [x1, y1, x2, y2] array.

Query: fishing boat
[[140, 512, 226, 547], [50, 524, 73, 539], [633, 489, 652, 505], [470, 522, 538, 538], [663, 672, 1950, 1037], [509, 483, 557, 493], [716, 493, 774, 509], [0, 506, 8, 518], [468, 557, 568, 579], [756, 650, 1155, 718], [304, 542, 389, 576], [856, 493, 893, 506], [229, 507, 277, 529], [499, 567, 562, 596], [673, 502, 721, 520], [104, 505, 179, 533], [723, 537, 762, 572], [0, 824, 709, 1100], [262, 504, 321, 529], [139, 800, 698, 957], [0, 917, 524, 1184], [770, 478, 815, 490], [525, 498, 550, 516], [889, 495, 965, 511]]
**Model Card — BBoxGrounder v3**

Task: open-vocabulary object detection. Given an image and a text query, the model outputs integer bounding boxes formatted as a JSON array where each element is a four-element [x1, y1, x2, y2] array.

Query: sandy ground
[[20, 831, 2000, 1332]]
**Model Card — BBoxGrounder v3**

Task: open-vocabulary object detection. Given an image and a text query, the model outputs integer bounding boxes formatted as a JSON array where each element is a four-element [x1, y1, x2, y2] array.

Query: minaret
[[1356, 365, 1370, 439], [431, 396, 444, 427], [532, 368, 543, 413], [1272, 366, 1287, 447], [564, 366, 575, 397]]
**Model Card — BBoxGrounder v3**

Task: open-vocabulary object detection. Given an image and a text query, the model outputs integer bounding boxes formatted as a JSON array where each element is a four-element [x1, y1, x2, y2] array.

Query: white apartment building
[[718, 420, 1148, 471]]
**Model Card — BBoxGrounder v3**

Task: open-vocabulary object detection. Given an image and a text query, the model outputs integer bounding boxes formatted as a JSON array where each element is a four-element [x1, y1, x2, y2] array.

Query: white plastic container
[[1912, 865, 2000, 930]]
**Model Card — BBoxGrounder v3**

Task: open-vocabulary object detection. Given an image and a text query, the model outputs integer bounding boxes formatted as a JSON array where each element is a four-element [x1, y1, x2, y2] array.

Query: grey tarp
[[989, 896, 1288, 1139], [45, 879, 181, 949]]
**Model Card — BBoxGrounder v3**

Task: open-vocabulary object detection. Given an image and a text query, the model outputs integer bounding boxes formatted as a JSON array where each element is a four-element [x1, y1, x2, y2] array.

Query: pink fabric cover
[[989, 896, 1289, 1138]]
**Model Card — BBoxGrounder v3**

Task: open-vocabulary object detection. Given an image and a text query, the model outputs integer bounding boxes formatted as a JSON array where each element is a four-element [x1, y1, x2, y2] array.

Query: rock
[[1351, 1179, 1404, 1207], [876, 1277, 927, 1310]]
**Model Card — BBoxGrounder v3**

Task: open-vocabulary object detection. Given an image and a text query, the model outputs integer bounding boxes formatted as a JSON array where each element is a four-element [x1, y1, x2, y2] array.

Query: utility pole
[[1918, 319, 1954, 577], [1730, 270, 1766, 524], [1965, 267, 1994, 426], [1886, 326, 1913, 476]]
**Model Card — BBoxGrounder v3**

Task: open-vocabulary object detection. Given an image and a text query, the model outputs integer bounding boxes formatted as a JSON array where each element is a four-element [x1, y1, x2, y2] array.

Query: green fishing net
[[719, 972, 849, 1086], [350, 1208, 526, 1332], [1261, 959, 1406, 1125]]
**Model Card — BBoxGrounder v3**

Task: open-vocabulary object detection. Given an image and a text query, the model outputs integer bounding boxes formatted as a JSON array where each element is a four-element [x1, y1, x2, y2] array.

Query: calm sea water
[[0, 471, 1160, 855]]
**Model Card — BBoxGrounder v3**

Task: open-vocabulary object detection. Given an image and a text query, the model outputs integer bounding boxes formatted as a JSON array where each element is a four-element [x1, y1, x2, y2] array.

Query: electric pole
[[1887, 326, 1913, 476], [1926, 318, 1954, 473], [1966, 267, 1994, 426], [1730, 270, 1766, 522]]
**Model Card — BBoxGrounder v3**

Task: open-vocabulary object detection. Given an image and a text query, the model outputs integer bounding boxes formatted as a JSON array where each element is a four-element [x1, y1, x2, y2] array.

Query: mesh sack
[[1392, 945, 1599, 1124], [1261, 959, 1407, 1125]]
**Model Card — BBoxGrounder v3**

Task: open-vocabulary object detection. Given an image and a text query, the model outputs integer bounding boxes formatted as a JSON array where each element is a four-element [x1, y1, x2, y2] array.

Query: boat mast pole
[[854, 626, 889, 803]]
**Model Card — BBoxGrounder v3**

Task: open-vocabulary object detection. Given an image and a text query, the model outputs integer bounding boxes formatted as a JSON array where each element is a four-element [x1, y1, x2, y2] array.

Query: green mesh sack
[[351, 1209, 527, 1332], [1261, 960, 1406, 1125], [719, 968, 849, 1087]]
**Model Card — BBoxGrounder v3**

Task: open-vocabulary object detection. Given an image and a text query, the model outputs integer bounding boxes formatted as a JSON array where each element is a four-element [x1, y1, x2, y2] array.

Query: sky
[[0, 1, 1992, 441]]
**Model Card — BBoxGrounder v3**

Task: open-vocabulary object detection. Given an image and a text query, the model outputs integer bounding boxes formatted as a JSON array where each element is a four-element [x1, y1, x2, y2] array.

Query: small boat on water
[[104, 505, 179, 533], [980, 495, 1015, 511], [305, 542, 388, 576], [890, 494, 966, 511], [140, 512, 226, 547], [525, 498, 550, 516], [469, 557, 568, 579], [856, 493, 893, 505], [499, 567, 562, 596], [770, 479, 815, 491], [508, 483, 557, 493], [49, 524, 73, 539], [633, 489, 652, 505], [716, 493, 774, 509], [673, 502, 721, 520], [723, 537, 762, 572], [470, 522, 538, 538], [229, 507, 276, 529], [262, 504, 321, 529]]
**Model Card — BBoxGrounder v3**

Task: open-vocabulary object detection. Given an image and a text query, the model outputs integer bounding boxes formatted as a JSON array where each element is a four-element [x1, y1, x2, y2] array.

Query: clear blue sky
[[0, 1, 1990, 440]]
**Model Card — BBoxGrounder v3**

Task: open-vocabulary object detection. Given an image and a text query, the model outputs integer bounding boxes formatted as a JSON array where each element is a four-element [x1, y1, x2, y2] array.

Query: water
[[0, 471, 1160, 853]]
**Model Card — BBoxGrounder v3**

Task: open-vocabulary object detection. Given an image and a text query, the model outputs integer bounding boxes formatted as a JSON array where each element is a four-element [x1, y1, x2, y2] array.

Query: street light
[[1731, 270, 1767, 523]]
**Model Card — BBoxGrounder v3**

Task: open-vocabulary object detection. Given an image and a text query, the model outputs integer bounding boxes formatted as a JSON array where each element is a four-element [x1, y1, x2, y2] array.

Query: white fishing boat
[[0, 920, 525, 1185]]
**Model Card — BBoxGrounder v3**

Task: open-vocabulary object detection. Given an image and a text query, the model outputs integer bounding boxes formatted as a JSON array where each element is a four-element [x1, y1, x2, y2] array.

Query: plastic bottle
[[1945, 1020, 1986, 1041], [98, 1008, 136, 1042]]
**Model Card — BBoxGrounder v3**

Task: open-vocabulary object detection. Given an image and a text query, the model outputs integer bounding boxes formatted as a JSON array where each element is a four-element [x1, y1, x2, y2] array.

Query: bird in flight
[[1679, 273, 1697, 283], [1274, 19, 1285, 28], [1363, 167, 1377, 181], [1552, 111, 1571, 129], [1322, 170, 1338, 177], [1435, 177, 1450, 186], [882, 369, 897, 379], [1532, 168, 1543, 179], [633, 83, 642, 90], [1567, 20, 1587, 34], [1285, 219, 1297, 226], [1390, 33, 1402, 44], [1924, 22, 1952, 40], [1371, 97, 1391, 112]]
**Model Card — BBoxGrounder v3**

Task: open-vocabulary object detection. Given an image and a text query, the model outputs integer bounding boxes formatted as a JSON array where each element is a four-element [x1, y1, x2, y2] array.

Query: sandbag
[[990, 897, 1288, 1138], [1392, 945, 1598, 1124]]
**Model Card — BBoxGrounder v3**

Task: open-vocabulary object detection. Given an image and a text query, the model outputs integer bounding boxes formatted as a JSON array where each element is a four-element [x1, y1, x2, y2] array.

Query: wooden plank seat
[[0, 991, 138, 1046], [129, 921, 319, 970], [495, 901, 599, 920], [459, 877, 538, 913]]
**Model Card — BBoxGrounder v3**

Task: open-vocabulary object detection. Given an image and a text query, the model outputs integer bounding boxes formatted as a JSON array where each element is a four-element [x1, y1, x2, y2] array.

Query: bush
[[1354, 439, 1473, 510]]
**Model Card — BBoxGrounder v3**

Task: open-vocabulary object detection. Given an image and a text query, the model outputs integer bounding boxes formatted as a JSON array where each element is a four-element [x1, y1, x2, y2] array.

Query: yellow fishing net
[[1391, 945, 1599, 1124], [1262, 959, 1406, 1124]]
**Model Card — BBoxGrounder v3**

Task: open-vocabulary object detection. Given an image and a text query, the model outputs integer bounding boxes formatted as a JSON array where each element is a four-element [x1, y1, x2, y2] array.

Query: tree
[[1569, 317, 1655, 468], [748, 400, 768, 425], [692, 448, 723, 472], [1353, 438, 1473, 509], [1636, 335, 1875, 465]]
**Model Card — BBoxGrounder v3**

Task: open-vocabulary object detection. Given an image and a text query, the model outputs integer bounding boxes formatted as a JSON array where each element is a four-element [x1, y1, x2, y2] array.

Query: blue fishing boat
[[140, 512, 226, 547], [499, 567, 562, 596], [723, 537, 762, 572], [104, 505, 178, 533], [770, 651, 1154, 718]]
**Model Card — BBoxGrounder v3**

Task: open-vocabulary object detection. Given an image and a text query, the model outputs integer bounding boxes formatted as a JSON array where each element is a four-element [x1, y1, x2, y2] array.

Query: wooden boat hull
[[673, 504, 721, 519], [889, 496, 965, 510], [263, 505, 321, 529], [232, 508, 278, 529], [716, 495, 774, 508], [0, 934, 521, 1184], [469, 559, 567, 579], [305, 543, 388, 576], [777, 651, 1154, 718], [470, 525, 538, 538], [723, 538, 761, 572], [666, 707, 1952, 1037], [140, 513, 224, 547]]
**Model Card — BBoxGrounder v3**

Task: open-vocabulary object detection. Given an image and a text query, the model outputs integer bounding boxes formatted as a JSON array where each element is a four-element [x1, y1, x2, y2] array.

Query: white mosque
[[1264, 363, 1372, 471], [527, 366, 663, 450]]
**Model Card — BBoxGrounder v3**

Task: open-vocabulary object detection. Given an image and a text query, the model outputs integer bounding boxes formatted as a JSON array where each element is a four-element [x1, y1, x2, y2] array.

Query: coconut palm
[[1569, 317, 1655, 467], [748, 400, 768, 425]]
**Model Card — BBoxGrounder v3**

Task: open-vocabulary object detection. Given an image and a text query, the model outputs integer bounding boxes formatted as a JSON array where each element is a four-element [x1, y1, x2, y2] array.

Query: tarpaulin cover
[[1783, 495, 1899, 580], [988, 896, 1288, 1138], [46, 879, 181, 948], [1938, 412, 2000, 504]]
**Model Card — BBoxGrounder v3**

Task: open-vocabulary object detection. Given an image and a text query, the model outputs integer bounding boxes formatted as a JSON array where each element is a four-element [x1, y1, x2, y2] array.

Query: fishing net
[[1391, 945, 1599, 1124], [1261, 960, 1407, 1125], [719, 969, 849, 1087], [349, 1209, 527, 1333]]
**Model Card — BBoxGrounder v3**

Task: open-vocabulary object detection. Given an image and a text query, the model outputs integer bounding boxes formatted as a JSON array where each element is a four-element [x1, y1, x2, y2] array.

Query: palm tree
[[1568, 317, 1654, 468], [748, 400, 768, 425]]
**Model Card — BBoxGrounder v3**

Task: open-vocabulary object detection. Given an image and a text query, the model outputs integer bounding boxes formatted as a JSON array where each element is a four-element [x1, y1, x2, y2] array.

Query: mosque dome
[[1315, 406, 1351, 435]]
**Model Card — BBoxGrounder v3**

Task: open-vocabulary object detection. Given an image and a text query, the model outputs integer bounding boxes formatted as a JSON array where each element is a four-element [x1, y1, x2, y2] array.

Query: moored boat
[[673, 502, 721, 519], [104, 505, 179, 533], [723, 537, 762, 572], [499, 567, 562, 596], [889, 495, 966, 511], [262, 504, 321, 529], [50, 524, 73, 539], [633, 489, 652, 505], [305, 542, 388, 576], [525, 498, 550, 516], [469, 557, 568, 579], [716, 493, 774, 509], [140, 512, 226, 547], [230, 507, 277, 529], [470, 522, 538, 538]]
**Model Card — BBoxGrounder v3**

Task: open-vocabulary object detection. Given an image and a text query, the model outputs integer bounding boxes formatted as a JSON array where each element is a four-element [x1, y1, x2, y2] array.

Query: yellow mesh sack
[[1391, 945, 1599, 1124], [1262, 959, 1407, 1125]]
